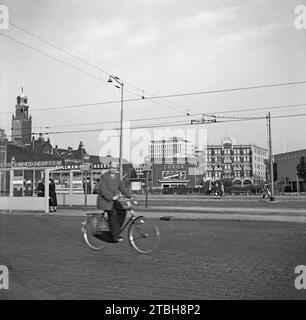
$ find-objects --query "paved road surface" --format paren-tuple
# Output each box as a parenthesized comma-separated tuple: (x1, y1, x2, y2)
(0, 215, 305, 300)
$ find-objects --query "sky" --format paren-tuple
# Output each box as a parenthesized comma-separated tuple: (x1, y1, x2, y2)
(1, 0, 306, 164)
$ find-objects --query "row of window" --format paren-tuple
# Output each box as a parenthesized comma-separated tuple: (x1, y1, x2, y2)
(205, 170, 252, 178)
(207, 148, 251, 155)
(0, 169, 107, 197)
(206, 156, 251, 162)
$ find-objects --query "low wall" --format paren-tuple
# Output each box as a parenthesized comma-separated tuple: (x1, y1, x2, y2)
(0, 197, 46, 212)
(57, 194, 97, 206)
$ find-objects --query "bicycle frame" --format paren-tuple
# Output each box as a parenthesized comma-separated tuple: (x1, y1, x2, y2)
(91, 208, 137, 234)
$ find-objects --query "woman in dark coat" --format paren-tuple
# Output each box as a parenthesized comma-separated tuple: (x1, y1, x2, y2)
(49, 179, 57, 212)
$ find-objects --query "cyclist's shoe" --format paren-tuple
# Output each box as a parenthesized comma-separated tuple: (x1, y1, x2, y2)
(113, 236, 123, 242)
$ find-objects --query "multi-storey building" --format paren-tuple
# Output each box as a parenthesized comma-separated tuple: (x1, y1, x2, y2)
(146, 137, 201, 188)
(203, 137, 268, 187)
(148, 137, 191, 162)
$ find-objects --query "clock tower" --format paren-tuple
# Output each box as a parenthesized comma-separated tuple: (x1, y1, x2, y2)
(11, 88, 32, 146)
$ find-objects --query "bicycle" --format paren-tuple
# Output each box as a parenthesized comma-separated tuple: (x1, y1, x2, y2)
(81, 197, 160, 254)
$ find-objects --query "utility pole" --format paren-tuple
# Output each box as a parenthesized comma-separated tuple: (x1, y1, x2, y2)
(81, 142, 88, 211)
(145, 172, 149, 208)
(108, 75, 124, 180)
(267, 113, 275, 201)
(119, 81, 124, 180)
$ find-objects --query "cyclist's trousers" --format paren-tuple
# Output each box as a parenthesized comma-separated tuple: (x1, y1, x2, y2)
(106, 207, 126, 238)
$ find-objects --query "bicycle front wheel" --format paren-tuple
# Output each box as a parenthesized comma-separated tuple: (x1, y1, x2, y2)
(128, 216, 160, 254)
(82, 220, 108, 250)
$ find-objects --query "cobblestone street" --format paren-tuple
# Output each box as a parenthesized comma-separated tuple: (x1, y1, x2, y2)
(0, 214, 305, 300)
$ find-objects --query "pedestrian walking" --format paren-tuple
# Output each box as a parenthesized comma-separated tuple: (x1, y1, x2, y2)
(221, 182, 225, 197)
(49, 179, 57, 213)
(214, 182, 221, 199)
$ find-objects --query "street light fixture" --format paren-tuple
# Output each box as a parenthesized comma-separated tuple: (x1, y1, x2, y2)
(108, 75, 124, 180)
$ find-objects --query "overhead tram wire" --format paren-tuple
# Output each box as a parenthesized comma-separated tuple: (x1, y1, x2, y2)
(1, 100, 306, 135)
(2, 102, 305, 133)
(2, 23, 306, 114)
(1, 93, 306, 117)
(13, 111, 305, 139)
(5, 111, 306, 140)
(0, 32, 152, 102)
(2, 98, 306, 133)
(1, 30, 180, 118)
(6, 20, 191, 116)
(2, 27, 306, 118)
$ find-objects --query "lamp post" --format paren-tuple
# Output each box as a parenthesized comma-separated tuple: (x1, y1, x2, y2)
(108, 75, 124, 180)
(267, 112, 275, 201)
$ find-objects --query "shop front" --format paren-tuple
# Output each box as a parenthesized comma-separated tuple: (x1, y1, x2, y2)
(50, 163, 110, 206)
(0, 161, 62, 213)
(0, 161, 110, 212)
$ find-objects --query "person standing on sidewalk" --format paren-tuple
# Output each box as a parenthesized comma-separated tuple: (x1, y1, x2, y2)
(49, 179, 57, 213)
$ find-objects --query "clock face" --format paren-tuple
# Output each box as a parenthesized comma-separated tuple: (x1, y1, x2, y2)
(162, 171, 186, 180)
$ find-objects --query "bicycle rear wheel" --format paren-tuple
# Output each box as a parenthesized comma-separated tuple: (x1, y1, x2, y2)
(82, 219, 108, 250)
(128, 216, 160, 254)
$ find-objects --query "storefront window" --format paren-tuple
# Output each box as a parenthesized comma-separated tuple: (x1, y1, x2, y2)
(72, 171, 83, 193)
(24, 170, 34, 197)
(0, 170, 10, 197)
(83, 171, 92, 194)
(34, 170, 44, 196)
(13, 170, 24, 197)
(51, 171, 70, 193)
(92, 171, 102, 194)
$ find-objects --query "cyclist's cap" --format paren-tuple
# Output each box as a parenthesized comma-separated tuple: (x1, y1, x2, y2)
(109, 161, 119, 168)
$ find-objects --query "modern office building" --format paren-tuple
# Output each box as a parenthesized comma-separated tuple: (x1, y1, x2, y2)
(148, 136, 192, 163)
(274, 149, 306, 192)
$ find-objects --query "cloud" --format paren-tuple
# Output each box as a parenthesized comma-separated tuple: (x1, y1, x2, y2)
(211, 23, 283, 52)
(173, 7, 238, 31)
(125, 26, 160, 47)
(69, 18, 130, 61)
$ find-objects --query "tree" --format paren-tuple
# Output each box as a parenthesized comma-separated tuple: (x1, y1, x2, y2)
(297, 156, 306, 179)
(297, 156, 306, 191)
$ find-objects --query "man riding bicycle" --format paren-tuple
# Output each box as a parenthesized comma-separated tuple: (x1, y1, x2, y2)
(97, 161, 132, 242)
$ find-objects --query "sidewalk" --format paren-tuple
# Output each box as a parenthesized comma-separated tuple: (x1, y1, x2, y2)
(2, 205, 305, 223)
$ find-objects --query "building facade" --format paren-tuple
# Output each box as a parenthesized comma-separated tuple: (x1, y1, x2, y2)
(274, 149, 306, 192)
(148, 137, 191, 163)
(203, 137, 268, 187)
(146, 137, 198, 188)
(146, 136, 268, 189)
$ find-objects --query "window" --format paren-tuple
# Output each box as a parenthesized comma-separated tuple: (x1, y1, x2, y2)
(215, 171, 221, 178)
(13, 170, 23, 197)
(0, 170, 10, 197)
(24, 170, 34, 196)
